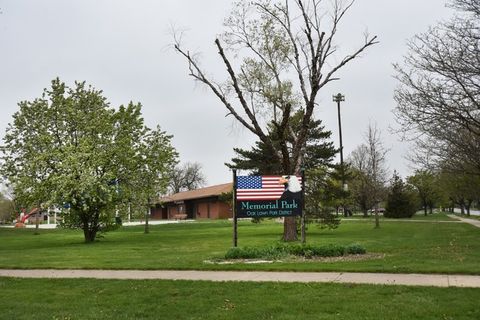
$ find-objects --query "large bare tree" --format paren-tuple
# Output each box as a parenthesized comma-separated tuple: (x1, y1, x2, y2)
(175, 0, 377, 240)
(394, 0, 480, 175)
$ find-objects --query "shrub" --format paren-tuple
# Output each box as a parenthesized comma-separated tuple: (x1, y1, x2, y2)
(286, 243, 306, 256)
(224, 243, 366, 260)
(345, 243, 367, 255)
(311, 244, 345, 257)
(225, 247, 263, 259)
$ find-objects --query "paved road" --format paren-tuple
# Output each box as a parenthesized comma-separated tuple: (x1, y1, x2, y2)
(1, 269, 480, 288)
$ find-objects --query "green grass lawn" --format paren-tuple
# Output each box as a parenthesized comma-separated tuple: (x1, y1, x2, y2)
(1, 214, 479, 274)
(343, 211, 455, 221)
(0, 277, 479, 320)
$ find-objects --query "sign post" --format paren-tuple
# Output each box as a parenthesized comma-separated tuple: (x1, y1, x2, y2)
(301, 169, 306, 243)
(232, 169, 238, 247)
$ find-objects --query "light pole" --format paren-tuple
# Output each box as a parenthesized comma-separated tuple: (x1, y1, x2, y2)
(333, 93, 346, 183)
(333, 93, 347, 215)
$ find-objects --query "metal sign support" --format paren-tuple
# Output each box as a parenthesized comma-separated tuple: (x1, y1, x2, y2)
(232, 169, 238, 247)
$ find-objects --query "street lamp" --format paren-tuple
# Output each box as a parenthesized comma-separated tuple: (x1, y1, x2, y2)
(333, 93, 348, 216)
(333, 93, 346, 187)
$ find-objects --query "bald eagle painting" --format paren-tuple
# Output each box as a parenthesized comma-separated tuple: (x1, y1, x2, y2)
(279, 175, 303, 202)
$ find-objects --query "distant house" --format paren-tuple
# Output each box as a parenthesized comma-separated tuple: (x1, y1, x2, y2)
(151, 183, 233, 220)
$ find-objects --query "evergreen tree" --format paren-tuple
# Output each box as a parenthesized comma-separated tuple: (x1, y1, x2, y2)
(227, 111, 336, 174)
(304, 166, 342, 229)
(385, 171, 418, 218)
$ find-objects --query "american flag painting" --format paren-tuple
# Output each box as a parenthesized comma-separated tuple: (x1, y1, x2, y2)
(236, 175, 302, 201)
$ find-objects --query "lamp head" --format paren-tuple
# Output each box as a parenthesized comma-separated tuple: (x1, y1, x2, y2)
(333, 93, 345, 102)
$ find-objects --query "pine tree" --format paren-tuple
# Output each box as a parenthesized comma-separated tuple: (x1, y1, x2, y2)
(227, 111, 336, 174)
(385, 171, 418, 218)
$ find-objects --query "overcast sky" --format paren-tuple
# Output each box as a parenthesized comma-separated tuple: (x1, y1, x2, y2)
(0, 0, 454, 186)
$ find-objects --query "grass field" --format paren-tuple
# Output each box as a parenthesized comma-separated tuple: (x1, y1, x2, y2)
(342, 211, 454, 221)
(1, 213, 479, 274)
(1, 277, 479, 320)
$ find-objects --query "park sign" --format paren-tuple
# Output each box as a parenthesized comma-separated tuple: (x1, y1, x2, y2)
(234, 175, 304, 218)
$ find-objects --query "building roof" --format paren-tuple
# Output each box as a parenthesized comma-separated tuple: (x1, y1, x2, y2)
(160, 183, 233, 203)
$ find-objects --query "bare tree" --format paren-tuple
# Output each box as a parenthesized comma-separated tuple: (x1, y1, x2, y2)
(348, 124, 388, 226)
(175, 0, 377, 240)
(450, 0, 480, 15)
(169, 162, 206, 194)
(394, 0, 480, 175)
(348, 145, 376, 217)
(367, 125, 389, 228)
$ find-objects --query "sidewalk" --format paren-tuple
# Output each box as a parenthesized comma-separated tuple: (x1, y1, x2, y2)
(1, 269, 480, 288)
(447, 214, 480, 228)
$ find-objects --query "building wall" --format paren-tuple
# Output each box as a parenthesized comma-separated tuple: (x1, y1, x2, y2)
(150, 205, 165, 220)
(207, 201, 231, 219)
(193, 199, 231, 219)
(217, 201, 232, 219)
(153, 198, 231, 220)
(167, 205, 181, 219)
(195, 202, 209, 219)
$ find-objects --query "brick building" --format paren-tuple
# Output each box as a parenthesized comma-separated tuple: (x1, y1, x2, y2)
(151, 183, 233, 220)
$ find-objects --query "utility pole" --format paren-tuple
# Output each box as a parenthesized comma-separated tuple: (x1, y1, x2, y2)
(333, 93, 348, 215)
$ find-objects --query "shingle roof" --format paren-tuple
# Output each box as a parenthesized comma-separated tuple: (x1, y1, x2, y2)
(159, 183, 233, 203)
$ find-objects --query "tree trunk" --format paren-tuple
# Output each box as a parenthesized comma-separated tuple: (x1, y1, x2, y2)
(374, 203, 380, 229)
(34, 213, 40, 235)
(281, 163, 300, 241)
(374, 211, 380, 228)
(82, 213, 98, 243)
(144, 210, 150, 234)
(363, 208, 368, 218)
(301, 214, 306, 244)
(282, 216, 297, 241)
(423, 205, 428, 216)
(83, 228, 97, 243)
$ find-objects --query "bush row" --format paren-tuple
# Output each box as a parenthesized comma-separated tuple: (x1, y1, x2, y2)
(225, 243, 366, 260)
